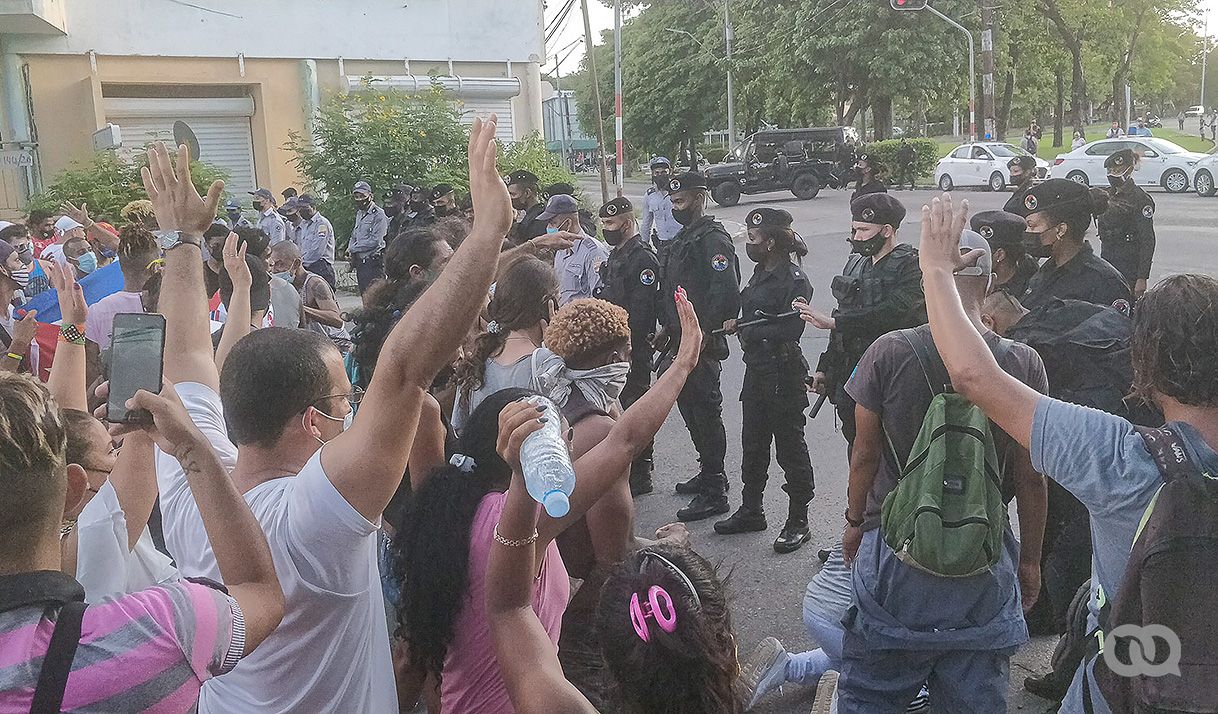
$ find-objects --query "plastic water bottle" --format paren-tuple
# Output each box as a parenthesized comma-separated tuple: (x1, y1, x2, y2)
(520, 397, 576, 518)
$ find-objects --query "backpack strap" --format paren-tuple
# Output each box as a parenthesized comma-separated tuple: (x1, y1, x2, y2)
(30, 601, 87, 714)
(900, 328, 952, 396)
(1135, 425, 1202, 482)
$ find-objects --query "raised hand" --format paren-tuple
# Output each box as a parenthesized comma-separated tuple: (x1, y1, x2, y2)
(222, 231, 251, 290)
(918, 193, 975, 274)
(467, 116, 513, 240)
(12, 310, 37, 348)
(59, 200, 92, 228)
(141, 141, 224, 235)
(672, 287, 703, 368)
(50, 261, 87, 326)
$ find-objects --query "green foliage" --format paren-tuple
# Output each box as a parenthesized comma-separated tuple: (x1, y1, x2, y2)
(704, 147, 729, 164)
(496, 133, 576, 189)
(862, 139, 940, 180)
(27, 151, 228, 223)
(287, 80, 470, 250)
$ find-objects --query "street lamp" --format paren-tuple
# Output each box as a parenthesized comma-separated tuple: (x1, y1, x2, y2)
(665, 10, 735, 149)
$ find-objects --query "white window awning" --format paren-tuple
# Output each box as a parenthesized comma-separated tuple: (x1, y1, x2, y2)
(346, 75, 521, 100)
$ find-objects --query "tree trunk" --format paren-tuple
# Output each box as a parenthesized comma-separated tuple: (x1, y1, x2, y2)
(872, 95, 893, 140)
(1055, 69, 1066, 147)
(998, 68, 1015, 140)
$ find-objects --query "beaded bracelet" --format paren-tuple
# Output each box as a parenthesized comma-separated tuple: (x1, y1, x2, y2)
(493, 524, 540, 548)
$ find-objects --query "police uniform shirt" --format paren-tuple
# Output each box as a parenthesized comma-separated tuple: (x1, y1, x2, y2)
(739, 260, 811, 367)
(595, 234, 660, 339)
(1022, 241, 1132, 314)
(850, 180, 887, 203)
(350, 203, 389, 256)
(554, 233, 610, 306)
(658, 215, 741, 342)
(1097, 182, 1156, 283)
(640, 186, 681, 244)
(295, 212, 336, 266)
(256, 209, 288, 247)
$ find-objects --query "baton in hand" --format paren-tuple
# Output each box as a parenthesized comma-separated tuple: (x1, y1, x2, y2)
(809, 393, 828, 418)
(712, 309, 799, 336)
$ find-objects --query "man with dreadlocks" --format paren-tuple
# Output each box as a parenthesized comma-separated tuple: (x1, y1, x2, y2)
(84, 224, 162, 352)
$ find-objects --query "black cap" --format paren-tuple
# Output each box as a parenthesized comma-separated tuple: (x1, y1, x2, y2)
(1007, 155, 1037, 171)
(1020, 178, 1090, 216)
(666, 171, 707, 194)
(296, 194, 316, 207)
(746, 207, 793, 229)
(850, 193, 906, 228)
(599, 197, 633, 218)
(970, 210, 1026, 249)
(507, 169, 540, 187)
(429, 184, 454, 201)
(545, 182, 576, 197)
(1104, 149, 1137, 171)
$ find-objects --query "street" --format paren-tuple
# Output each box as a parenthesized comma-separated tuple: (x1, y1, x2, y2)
(611, 181, 1218, 713)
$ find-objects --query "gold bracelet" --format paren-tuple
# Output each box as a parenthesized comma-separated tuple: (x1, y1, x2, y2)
(493, 524, 539, 548)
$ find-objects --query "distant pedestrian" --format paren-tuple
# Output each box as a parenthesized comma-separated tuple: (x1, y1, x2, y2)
(1071, 130, 1086, 150)
(895, 139, 916, 191)
(1178, 111, 1186, 130)
(1106, 122, 1125, 139)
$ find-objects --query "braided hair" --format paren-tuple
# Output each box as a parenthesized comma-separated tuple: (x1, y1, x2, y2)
(116, 224, 160, 284)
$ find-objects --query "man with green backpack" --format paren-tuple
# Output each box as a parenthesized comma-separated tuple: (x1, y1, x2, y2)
(834, 229, 1050, 713)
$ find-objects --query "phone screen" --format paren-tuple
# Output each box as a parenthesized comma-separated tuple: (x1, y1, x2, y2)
(106, 313, 166, 423)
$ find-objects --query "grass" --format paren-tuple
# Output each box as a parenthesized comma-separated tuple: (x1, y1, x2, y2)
(932, 124, 1216, 160)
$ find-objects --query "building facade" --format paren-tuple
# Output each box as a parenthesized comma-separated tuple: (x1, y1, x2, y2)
(0, 0, 545, 216)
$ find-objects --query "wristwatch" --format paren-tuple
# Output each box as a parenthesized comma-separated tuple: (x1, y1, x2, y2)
(844, 509, 864, 528)
(154, 230, 200, 252)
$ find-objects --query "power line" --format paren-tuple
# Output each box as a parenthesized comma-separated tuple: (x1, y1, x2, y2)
(546, 0, 578, 43)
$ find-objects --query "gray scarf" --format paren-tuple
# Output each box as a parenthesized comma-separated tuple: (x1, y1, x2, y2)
(531, 346, 629, 414)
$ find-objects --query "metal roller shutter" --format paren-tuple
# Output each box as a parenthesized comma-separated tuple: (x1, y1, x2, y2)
(457, 99, 515, 142)
(104, 97, 258, 198)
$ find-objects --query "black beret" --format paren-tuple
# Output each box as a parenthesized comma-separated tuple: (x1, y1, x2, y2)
(1104, 149, 1137, 170)
(507, 169, 540, 186)
(970, 210, 1027, 249)
(429, 184, 454, 201)
(1007, 155, 1037, 171)
(850, 193, 906, 228)
(545, 182, 576, 197)
(667, 171, 708, 194)
(599, 197, 633, 218)
(1021, 178, 1090, 216)
(746, 207, 793, 229)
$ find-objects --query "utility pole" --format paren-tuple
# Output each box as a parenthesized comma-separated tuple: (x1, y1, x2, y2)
(580, 0, 610, 203)
(1203, 10, 1210, 110)
(926, 4, 976, 142)
(613, 0, 624, 196)
(980, 3, 995, 140)
(724, 0, 735, 147)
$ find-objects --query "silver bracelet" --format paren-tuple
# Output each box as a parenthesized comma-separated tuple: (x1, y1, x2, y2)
(493, 524, 539, 548)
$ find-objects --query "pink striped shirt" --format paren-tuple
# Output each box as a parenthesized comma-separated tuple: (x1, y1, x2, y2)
(0, 581, 241, 713)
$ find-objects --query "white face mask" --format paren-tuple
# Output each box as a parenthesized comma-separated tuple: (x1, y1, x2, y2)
(303, 405, 353, 445)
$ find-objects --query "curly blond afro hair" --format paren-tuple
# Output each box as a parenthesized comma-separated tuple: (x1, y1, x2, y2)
(120, 199, 155, 222)
(545, 298, 631, 364)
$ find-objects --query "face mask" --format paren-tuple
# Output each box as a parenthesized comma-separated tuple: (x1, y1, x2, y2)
(848, 227, 888, 256)
(1107, 174, 1127, 188)
(40, 228, 54, 239)
(546, 226, 560, 234)
(1022, 229, 1055, 259)
(434, 204, 451, 217)
(74, 251, 98, 274)
(384, 202, 401, 217)
(602, 228, 625, 246)
(5, 269, 30, 288)
(252, 201, 264, 213)
(671, 207, 696, 226)
(15, 246, 33, 265)
(298, 208, 315, 220)
(745, 243, 768, 263)
(355, 198, 371, 210)
(273, 270, 293, 282)
(410, 199, 428, 211)
(305, 405, 352, 446)
(653, 176, 671, 191)
(511, 197, 531, 211)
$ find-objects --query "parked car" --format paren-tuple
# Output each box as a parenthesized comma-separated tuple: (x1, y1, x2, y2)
(1186, 105, 1206, 118)
(704, 126, 860, 206)
(1190, 152, 1218, 196)
(1052, 138, 1203, 193)
(934, 142, 1051, 192)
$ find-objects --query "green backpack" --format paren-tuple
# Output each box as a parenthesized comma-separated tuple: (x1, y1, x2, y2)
(879, 328, 1008, 578)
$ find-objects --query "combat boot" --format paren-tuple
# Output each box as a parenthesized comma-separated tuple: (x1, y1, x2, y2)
(774, 502, 811, 553)
(676, 473, 729, 522)
(674, 471, 704, 495)
(714, 505, 768, 534)
(629, 456, 654, 496)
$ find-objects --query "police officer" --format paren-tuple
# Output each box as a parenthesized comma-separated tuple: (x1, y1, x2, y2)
(384, 184, 413, 241)
(224, 198, 252, 230)
(594, 196, 661, 495)
(349, 180, 388, 294)
(895, 138, 916, 191)
(507, 169, 549, 245)
(714, 207, 816, 553)
(972, 210, 1038, 298)
(796, 193, 925, 450)
(654, 171, 741, 522)
(1019, 178, 1132, 313)
(850, 153, 887, 202)
(250, 188, 287, 247)
(1003, 156, 1038, 216)
(640, 157, 681, 255)
(293, 194, 337, 289)
(1096, 148, 1156, 297)
(430, 184, 457, 218)
(402, 185, 435, 230)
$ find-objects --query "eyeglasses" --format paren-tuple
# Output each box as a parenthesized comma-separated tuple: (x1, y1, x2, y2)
(311, 386, 364, 409)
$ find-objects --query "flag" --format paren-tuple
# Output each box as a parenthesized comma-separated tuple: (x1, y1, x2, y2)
(17, 262, 125, 381)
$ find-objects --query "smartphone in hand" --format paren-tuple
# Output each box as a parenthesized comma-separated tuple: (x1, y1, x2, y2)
(106, 313, 166, 424)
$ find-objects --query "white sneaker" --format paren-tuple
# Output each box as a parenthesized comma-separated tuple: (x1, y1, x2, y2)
(811, 670, 839, 714)
(742, 637, 790, 710)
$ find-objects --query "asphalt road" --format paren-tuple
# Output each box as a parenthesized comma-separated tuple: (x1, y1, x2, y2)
(601, 180, 1218, 714)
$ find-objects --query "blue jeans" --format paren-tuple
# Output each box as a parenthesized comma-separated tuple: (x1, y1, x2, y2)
(785, 541, 852, 685)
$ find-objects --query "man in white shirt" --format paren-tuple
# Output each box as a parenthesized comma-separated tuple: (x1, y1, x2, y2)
(41, 215, 85, 265)
(144, 117, 512, 713)
(539, 193, 609, 305)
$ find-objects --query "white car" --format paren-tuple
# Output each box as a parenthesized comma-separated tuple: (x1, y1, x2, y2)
(1191, 153, 1218, 196)
(1186, 105, 1206, 118)
(1052, 138, 1204, 193)
(934, 143, 1051, 192)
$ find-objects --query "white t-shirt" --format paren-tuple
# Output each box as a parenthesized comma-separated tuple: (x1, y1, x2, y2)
(40, 242, 66, 265)
(75, 480, 179, 601)
(156, 382, 396, 713)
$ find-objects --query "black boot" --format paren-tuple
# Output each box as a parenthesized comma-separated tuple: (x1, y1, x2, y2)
(773, 519, 811, 554)
(1023, 672, 1070, 702)
(674, 472, 704, 495)
(677, 473, 729, 522)
(629, 457, 654, 496)
(714, 505, 768, 534)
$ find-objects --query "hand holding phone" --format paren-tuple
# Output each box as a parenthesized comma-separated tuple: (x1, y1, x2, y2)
(106, 313, 166, 424)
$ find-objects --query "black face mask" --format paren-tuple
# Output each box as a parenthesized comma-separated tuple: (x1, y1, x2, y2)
(511, 197, 532, 211)
(1022, 229, 1054, 259)
(848, 227, 888, 256)
(434, 204, 452, 217)
(602, 228, 625, 246)
(672, 207, 697, 226)
(410, 199, 429, 212)
(653, 176, 672, 191)
(298, 208, 315, 220)
(1107, 174, 1127, 188)
(745, 243, 767, 263)
(355, 198, 371, 211)
(384, 202, 401, 217)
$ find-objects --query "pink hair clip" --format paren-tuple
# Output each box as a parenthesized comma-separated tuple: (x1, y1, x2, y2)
(629, 585, 678, 642)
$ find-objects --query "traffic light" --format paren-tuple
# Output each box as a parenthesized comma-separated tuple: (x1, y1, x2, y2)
(891, 0, 927, 9)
